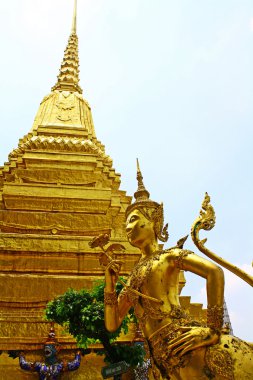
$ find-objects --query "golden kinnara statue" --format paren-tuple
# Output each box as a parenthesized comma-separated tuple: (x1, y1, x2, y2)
(104, 161, 253, 380)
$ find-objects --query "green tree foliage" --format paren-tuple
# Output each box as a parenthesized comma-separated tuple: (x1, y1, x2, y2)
(45, 280, 145, 367)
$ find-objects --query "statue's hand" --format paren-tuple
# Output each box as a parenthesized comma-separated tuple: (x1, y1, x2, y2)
(105, 259, 123, 291)
(167, 326, 219, 357)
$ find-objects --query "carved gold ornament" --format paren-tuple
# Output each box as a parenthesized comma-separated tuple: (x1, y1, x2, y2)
(191, 192, 253, 287)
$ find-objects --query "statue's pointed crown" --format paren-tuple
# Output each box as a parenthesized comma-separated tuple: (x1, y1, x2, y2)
(126, 160, 169, 243)
(133, 158, 151, 201)
(127, 158, 159, 213)
(45, 324, 58, 345)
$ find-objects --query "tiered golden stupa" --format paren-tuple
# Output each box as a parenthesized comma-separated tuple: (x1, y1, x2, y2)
(0, 2, 139, 378)
(0, 2, 206, 378)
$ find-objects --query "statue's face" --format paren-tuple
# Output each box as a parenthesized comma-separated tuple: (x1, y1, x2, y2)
(44, 344, 57, 359)
(126, 209, 155, 248)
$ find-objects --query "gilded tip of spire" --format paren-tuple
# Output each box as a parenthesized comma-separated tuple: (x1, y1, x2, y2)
(71, 0, 77, 34)
(136, 158, 140, 173)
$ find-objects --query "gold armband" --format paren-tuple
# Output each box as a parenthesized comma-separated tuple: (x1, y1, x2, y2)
(174, 250, 191, 270)
(104, 290, 118, 306)
(207, 305, 223, 332)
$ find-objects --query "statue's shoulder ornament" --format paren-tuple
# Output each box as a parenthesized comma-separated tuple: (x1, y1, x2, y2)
(163, 235, 194, 269)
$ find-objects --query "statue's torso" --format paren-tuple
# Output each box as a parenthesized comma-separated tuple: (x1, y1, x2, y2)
(35, 362, 63, 380)
(127, 249, 186, 338)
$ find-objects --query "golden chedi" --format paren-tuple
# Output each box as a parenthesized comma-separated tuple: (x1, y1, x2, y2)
(0, 1, 139, 378)
(0, 1, 213, 379)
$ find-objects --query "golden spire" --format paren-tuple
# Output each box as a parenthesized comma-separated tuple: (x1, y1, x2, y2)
(30, 0, 96, 137)
(52, 0, 82, 93)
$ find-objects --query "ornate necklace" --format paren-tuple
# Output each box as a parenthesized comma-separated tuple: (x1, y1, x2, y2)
(128, 250, 164, 302)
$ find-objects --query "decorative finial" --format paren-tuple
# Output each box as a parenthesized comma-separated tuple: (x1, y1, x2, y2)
(71, 0, 77, 35)
(134, 158, 150, 201)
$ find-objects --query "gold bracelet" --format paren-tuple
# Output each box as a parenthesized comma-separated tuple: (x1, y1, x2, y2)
(207, 305, 223, 332)
(104, 290, 118, 306)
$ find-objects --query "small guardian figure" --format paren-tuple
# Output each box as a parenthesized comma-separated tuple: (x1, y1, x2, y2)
(19, 326, 81, 380)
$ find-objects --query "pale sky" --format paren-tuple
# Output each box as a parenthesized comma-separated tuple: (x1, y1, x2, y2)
(0, 1, 252, 341)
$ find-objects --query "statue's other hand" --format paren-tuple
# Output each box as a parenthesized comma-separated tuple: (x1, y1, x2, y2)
(167, 326, 219, 357)
(105, 259, 123, 290)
